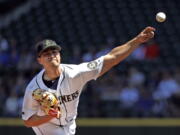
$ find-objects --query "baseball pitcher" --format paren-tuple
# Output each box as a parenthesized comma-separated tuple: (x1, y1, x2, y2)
(22, 27, 155, 135)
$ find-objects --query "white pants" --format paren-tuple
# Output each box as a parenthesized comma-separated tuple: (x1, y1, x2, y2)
(32, 121, 76, 135)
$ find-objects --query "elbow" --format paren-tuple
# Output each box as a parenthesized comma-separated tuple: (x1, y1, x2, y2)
(105, 54, 118, 66)
(108, 55, 119, 66)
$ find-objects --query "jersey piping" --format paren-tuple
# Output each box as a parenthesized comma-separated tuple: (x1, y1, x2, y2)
(57, 68, 68, 123)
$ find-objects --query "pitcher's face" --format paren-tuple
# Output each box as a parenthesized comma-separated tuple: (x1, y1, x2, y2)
(37, 48, 61, 68)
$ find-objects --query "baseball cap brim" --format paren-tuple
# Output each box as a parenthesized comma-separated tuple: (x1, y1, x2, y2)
(38, 46, 61, 56)
(36, 39, 61, 56)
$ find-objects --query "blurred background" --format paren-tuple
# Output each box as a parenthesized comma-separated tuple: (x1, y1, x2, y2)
(0, 0, 180, 134)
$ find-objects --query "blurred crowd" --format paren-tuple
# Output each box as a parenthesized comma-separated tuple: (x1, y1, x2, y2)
(1, 33, 180, 118)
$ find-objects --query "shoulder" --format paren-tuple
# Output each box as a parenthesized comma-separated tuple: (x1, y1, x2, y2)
(61, 64, 81, 78)
(61, 56, 104, 71)
(26, 78, 37, 91)
(61, 56, 104, 76)
(61, 56, 104, 70)
(61, 64, 78, 70)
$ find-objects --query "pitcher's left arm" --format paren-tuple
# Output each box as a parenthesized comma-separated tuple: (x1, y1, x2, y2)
(99, 26, 155, 77)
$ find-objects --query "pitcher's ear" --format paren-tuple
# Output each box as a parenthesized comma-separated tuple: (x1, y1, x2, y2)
(37, 57, 42, 65)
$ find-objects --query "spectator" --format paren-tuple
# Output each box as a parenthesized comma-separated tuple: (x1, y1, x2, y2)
(0, 34, 9, 52)
(0, 34, 10, 66)
(128, 67, 145, 87)
(145, 40, 160, 60)
(119, 83, 140, 117)
(153, 71, 180, 100)
(136, 87, 155, 117)
(4, 91, 19, 117)
(129, 45, 146, 60)
(82, 46, 96, 62)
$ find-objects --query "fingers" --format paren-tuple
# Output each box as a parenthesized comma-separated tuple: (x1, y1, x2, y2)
(143, 27, 156, 35)
(145, 26, 156, 32)
(136, 26, 155, 43)
(144, 31, 154, 38)
(48, 108, 61, 118)
(149, 31, 155, 38)
(143, 26, 155, 38)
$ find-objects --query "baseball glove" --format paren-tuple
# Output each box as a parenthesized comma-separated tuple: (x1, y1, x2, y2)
(32, 89, 61, 118)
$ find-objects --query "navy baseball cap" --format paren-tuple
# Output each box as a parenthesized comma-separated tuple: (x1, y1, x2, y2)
(36, 39, 61, 56)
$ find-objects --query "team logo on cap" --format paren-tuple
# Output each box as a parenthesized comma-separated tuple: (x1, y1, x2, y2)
(87, 61, 98, 69)
(45, 40, 56, 46)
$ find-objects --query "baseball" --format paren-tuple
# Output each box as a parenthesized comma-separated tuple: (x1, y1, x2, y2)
(156, 12, 166, 22)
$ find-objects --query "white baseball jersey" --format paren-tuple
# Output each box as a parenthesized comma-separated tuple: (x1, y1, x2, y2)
(22, 56, 104, 135)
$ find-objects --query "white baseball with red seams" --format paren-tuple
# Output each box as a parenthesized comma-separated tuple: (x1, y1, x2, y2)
(156, 12, 166, 22)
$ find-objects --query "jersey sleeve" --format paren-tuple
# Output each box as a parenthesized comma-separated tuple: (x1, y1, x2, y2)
(22, 84, 39, 120)
(78, 56, 104, 83)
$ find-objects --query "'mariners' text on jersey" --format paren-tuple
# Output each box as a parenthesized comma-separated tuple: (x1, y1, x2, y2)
(58, 90, 79, 104)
